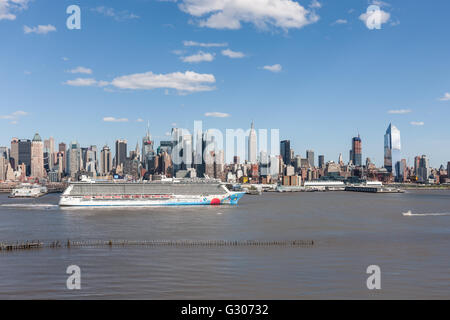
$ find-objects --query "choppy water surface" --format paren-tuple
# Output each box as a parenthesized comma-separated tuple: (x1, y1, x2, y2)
(0, 190, 449, 299)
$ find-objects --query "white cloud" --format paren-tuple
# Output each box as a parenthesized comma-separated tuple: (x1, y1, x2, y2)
(0, 109, 28, 124)
(388, 109, 412, 114)
(439, 92, 450, 101)
(205, 112, 230, 118)
(62, 57, 70, 61)
(111, 70, 216, 93)
(410, 121, 424, 126)
(334, 19, 347, 25)
(24, 24, 57, 34)
(0, 0, 29, 21)
(309, 0, 321, 9)
(181, 51, 215, 63)
(221, 49, 245, 58)
(91, 6, 139, 21)
(262, 64, 282, 73)
(103, 117, 129, 123)
(64, 78, 108, 87)
(136, 118, 144, 122)
(178, 0, 320, 30)
(12, 110, 28, 116)
(66, 66, 93, 75)
(183, 40, 228, 47)
(172, 49, 185, 55)
(359, 7, 390, 29)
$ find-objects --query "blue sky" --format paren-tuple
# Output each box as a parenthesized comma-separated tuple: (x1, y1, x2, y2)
(1, 0, 449, 167)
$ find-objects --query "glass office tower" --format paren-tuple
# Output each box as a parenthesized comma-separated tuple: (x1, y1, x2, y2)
(384, 123, 401, 179)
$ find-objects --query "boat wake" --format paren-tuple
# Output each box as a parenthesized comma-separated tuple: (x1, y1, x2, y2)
(402, 210, 450, 217)
(0, 203, 58, 210)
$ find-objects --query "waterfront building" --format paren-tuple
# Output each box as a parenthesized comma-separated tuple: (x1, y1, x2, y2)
(100, 145, 112, 175)
(338, 153, 344, 165)
(10, 138, 19, 170)
(248, 121, 257, 164)
(384, 123, 401, 179)
(351, 135, 362, 167)
(280, 140, 291, 166)
(115, 139, 127, 168)
(31, 133, 44, 179)
(48, 170, 60, 182)
(306, 150, 315, 167)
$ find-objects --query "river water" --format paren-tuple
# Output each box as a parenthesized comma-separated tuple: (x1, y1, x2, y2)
(0, 190, 449, 299)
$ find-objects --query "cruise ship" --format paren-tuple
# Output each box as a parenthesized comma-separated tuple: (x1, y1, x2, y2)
(10, 184, 48, 198)
(59, 178, 245, 207)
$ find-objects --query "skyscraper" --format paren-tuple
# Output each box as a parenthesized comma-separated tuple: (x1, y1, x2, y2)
(67, 141, 81, 178)
(115, 139, 127, 168)
(58, 142, 66, 173)
(351, 135, 362, 167)
(100, 145, 112, 175)
(280, 140, 291, 165)
(417, 155, 430, 183)
(44, 137, 55, 170)
(18, 139, 31, 176)
(248, 121, 257, 163)
(10, 138, 18, 170)
(447, 162, 450, 179)
(306, 150, 315, 167)
(142, 124, 156, 171)
(0, 155, 6, 181)
(318, 155, 325, 169)
(31, 133, 44, 179)
(384, 123, 401, 178)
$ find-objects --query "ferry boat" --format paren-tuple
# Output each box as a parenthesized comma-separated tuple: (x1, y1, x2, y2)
(59, 178, 245, 207)
(9, 184, 48, 198)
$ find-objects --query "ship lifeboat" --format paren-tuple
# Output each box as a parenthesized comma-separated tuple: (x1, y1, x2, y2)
(123, 195, 131, 199)
(133, 195, 141, 199)
(113, 195, 121, 199)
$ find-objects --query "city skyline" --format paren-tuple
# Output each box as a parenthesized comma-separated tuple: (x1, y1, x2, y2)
(1, 0, 450, 167)
(1, 120, 448, 170)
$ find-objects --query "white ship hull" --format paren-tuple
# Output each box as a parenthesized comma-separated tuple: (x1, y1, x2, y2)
(59, 181, 245, 207)
(59, 193, 244, 207)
